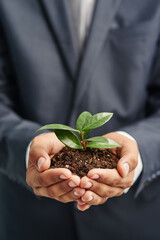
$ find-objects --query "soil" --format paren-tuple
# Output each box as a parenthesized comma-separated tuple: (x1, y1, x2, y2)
(51, 146, 119, 177)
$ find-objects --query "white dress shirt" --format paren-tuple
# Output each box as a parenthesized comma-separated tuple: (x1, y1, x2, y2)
(69, 0, 96, 51)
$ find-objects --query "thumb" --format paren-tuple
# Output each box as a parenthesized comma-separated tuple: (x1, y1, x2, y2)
(117, 154, 137, 178)
(37, 154, 51, 172)
(29, 132, 64, 172)
(29, 147, 51, 172)
(116, 135, 138, 178)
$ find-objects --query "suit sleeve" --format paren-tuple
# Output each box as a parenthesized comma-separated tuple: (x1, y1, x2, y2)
(119, 35, 160, 197)
(0, 24, 42, 189)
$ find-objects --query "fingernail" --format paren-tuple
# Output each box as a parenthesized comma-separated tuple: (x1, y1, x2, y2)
(88, 195, 93, 201)
(84, 182, 92, 188)
(91, 174, 99, 180)
(59, 175, 68, 180)
(82, 195, 93, 202)
(77, 201, 86, 206)
(68, 181, 77, 188)
(74, 191, 80, 197)
(37, 157, 45, 170)
(123, 163, 130, 177)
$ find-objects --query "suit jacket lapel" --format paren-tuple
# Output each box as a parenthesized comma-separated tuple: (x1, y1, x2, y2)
(74, 0, 123, 107)
(39, 0, 78, 77)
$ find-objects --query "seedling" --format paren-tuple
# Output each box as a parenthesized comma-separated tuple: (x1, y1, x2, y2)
(37, 111, 120, 150)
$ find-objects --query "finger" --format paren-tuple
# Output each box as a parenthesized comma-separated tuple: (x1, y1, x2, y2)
(87, 168, 134, 188)
(33, 175, 80, 199)
(80, 176, 123, 197)
(77, 199, 87, 206)
(57, 187, 86, 203)
(77, 199, 91, 211)
(77, 203, 91, 211)
(26, 168, 72, 188)
(81, 191, 108, 206)
(29, 133, 64, 171)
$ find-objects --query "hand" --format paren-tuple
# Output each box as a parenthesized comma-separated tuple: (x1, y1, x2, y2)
(77, 132, 138, 211)
(26, 133, 85, 202)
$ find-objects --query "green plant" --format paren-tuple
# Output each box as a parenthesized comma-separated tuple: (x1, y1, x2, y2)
(37, 111, 120, 150)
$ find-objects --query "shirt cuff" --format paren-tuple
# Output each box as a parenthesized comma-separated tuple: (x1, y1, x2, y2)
(116, 131, 143, 193)
(26, 141, 32, 168)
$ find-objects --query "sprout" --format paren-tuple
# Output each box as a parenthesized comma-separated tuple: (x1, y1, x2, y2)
(37, 111, 121, 150)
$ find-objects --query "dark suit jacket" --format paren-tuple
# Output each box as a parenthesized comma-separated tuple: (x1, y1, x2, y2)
(0, 0, 160, 239)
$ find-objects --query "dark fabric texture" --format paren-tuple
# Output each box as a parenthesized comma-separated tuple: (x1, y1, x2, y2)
(0, 0, 160, 239)
(0, 174, 78, 240)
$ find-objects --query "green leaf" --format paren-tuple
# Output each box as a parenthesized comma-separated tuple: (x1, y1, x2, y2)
(86, 138, 121, 149)
(76, 111, 92, 131)
(87, 136, 109, 143)
(55, 129, 83, 149)
(82, 112, 113, 131)
(36, 124, 79, 133)
(76, 111, 92, 140)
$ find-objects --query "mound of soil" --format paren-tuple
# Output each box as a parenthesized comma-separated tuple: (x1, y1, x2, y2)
(51, 146, 119, 177)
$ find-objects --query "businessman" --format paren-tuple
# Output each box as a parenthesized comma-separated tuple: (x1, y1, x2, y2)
(0, 0, 160, 240)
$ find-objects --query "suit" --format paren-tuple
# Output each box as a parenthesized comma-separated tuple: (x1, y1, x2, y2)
(0, 0, 160, 239)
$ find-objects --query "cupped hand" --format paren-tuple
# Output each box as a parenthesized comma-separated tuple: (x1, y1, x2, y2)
(26, 133, 85, 203)
(77, 132, 138, 211)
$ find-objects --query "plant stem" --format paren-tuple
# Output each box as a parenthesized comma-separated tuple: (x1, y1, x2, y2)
(80, 131, 86, 150)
